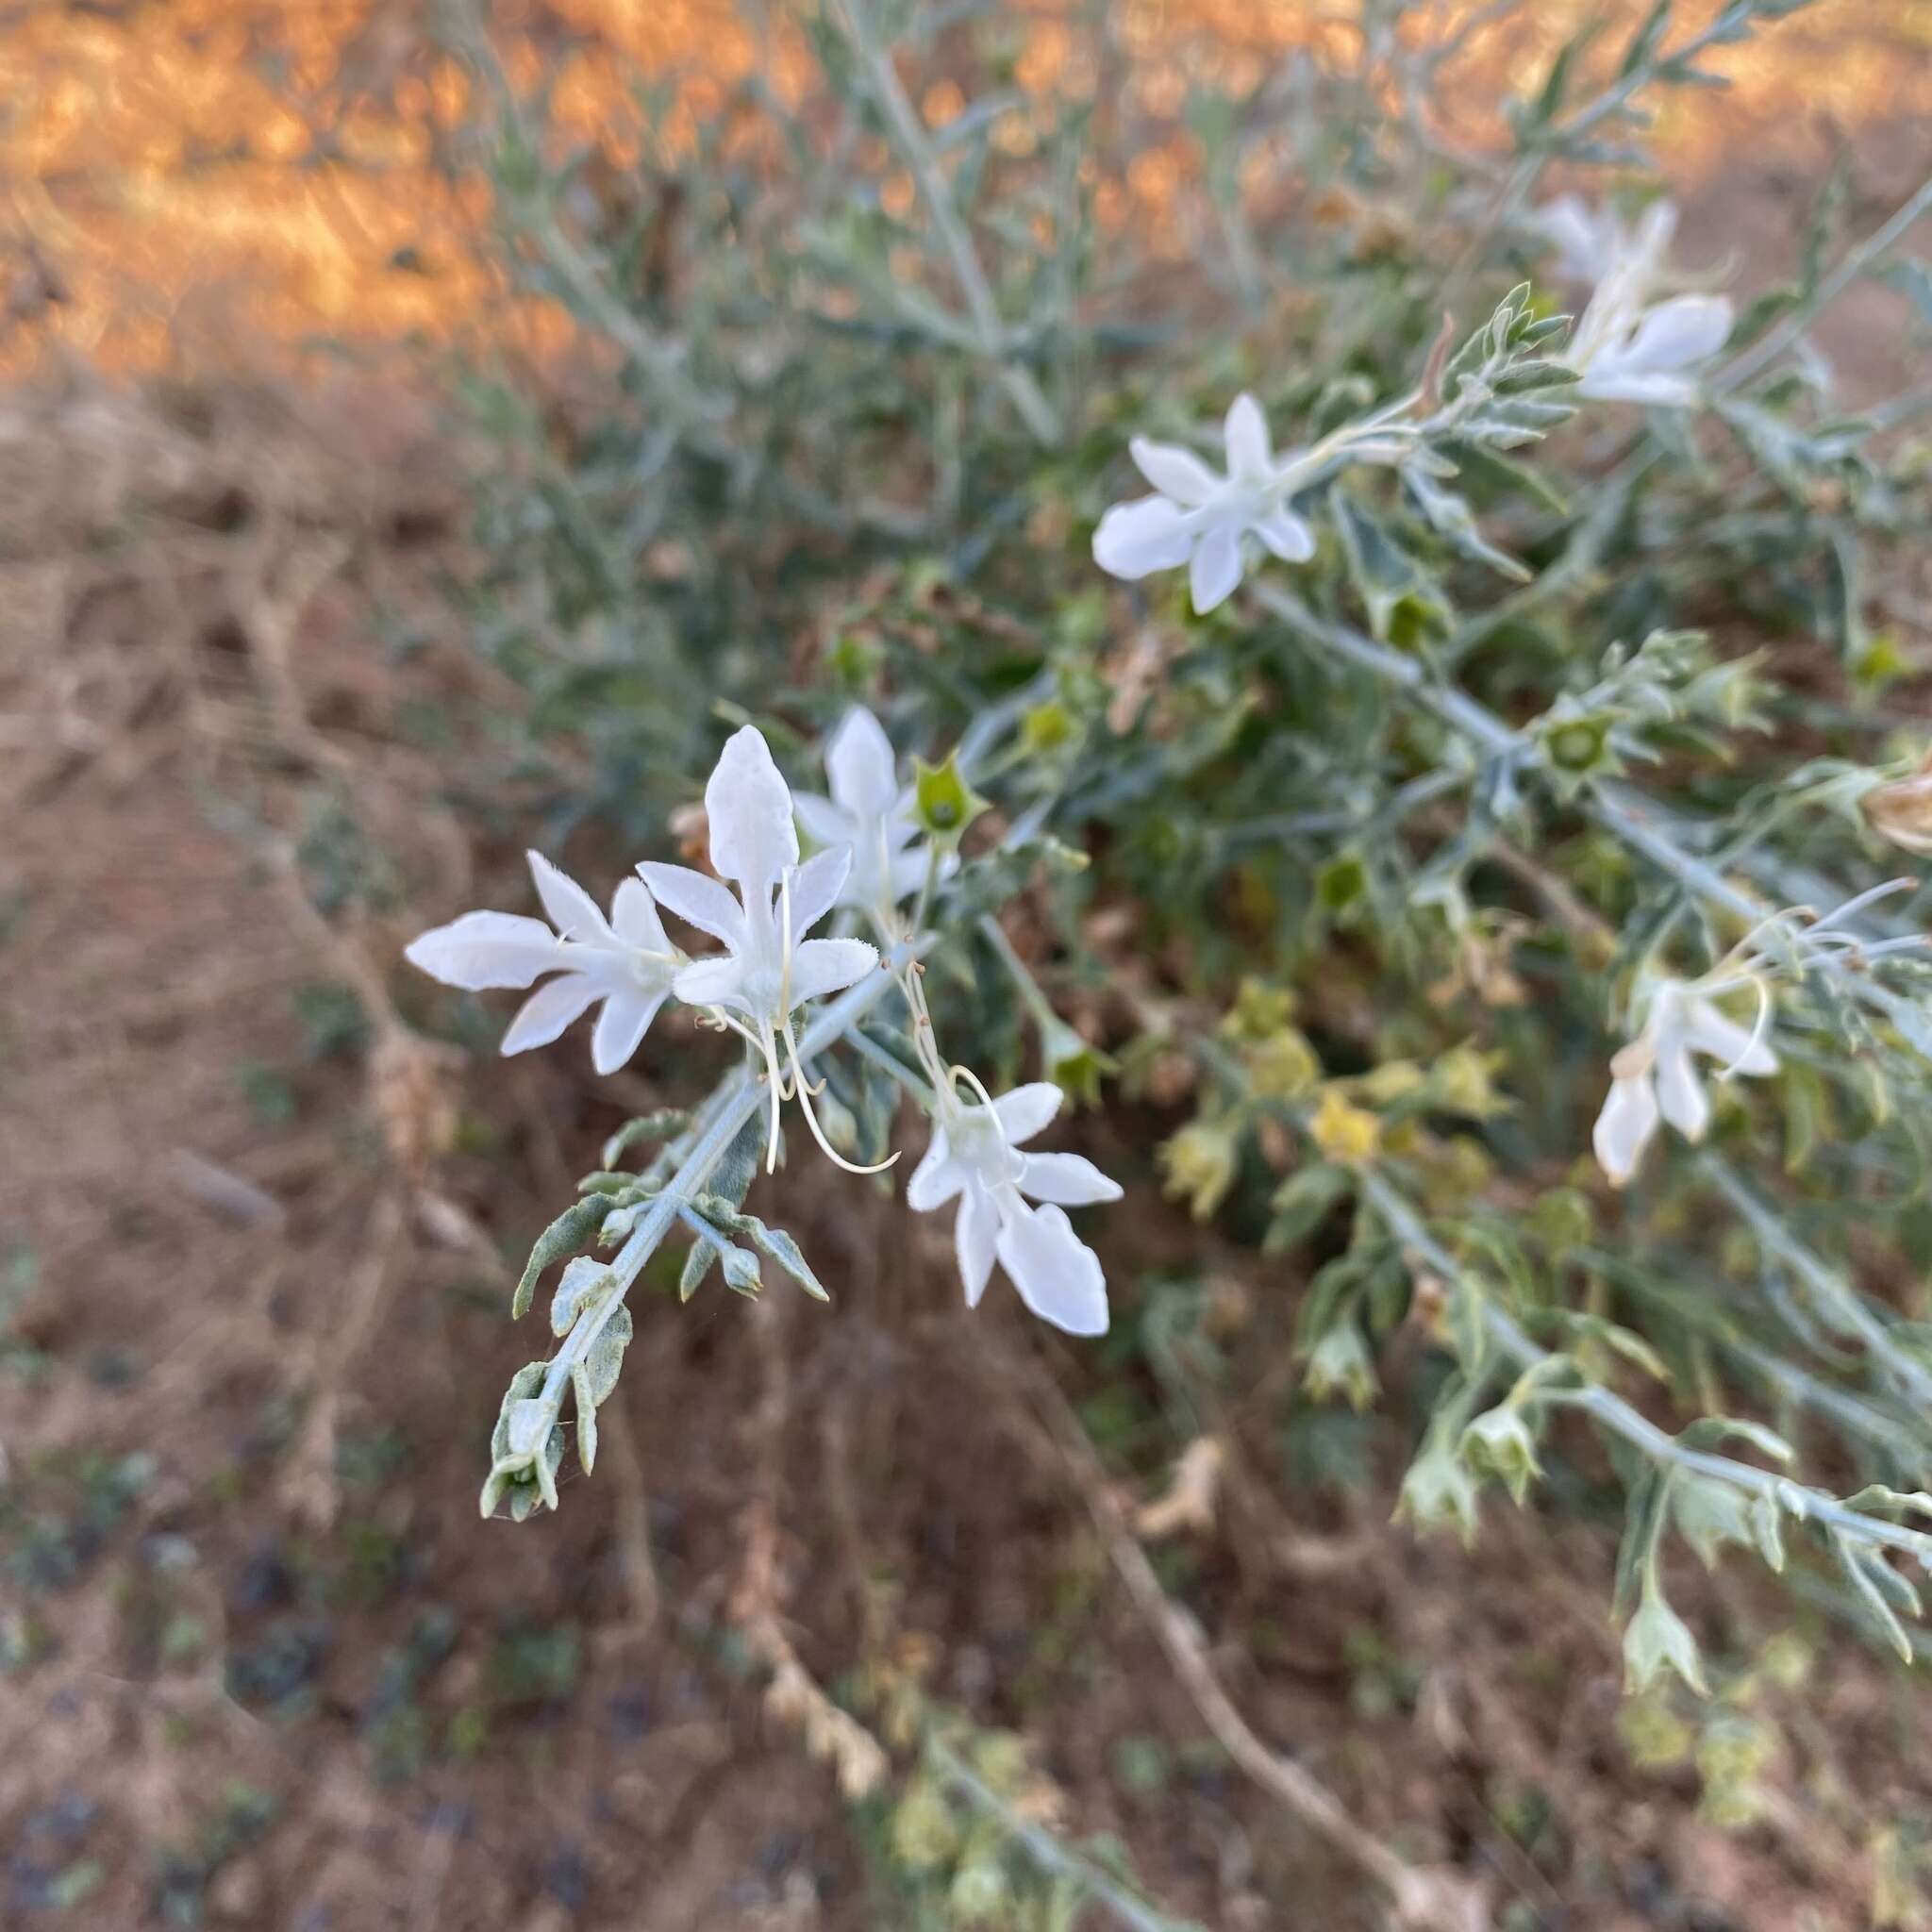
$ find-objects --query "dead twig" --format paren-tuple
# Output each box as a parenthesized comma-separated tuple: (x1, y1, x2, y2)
(999, 1343, 1493, 1932)
(734, 1294, 889, 1800)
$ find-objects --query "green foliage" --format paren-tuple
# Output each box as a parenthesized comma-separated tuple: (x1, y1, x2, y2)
(427, 0, 1932, 1731)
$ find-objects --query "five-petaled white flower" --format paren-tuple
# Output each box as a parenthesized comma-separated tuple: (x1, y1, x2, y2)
(1093, 392, 1319, 615)
(641, 725, 883, 1170)
(907, 1079, 1122, 1335)
(406, 852, 679, 1074)
(792, 707, 933, 917)
(1592, 978, 1778, 1187)
(1539, 195, 1732, 408)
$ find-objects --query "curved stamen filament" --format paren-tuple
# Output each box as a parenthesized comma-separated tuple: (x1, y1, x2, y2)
(1715, 973, 1774, 1084)
(948, 1062, 1001, 1116)
(783, 1019, 899, 1174)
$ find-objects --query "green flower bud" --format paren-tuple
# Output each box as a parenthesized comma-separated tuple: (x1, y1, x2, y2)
(1304, 1322, 1377, 1410)
(1460, 1404, 1541, 1505)
(911, 751, 989, 851)
(1623, 1581, 1708, 1697)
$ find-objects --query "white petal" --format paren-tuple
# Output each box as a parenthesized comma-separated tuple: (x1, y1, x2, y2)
(501, 974, 599, 1055)
(1680, 999, 1778, 1077)
(705, 725, 798, 893)
(792, 792, 857, 854)
(637, 861, 747, 948)
(591, 991, 664, 1074)
(1592, 1072, 1659, 1187)
(1092, 496, 1194, 580)
(1223, 392, 1272, 481)
(405, 910, 561, 990)
(1129, 436, 1220, 507)
(887, 844, 935, 905)
(1577, 365, 1699, 408)
(786, 846, 852, 938)
(1019, 1152, 1123, 1207)
(1190, 522, 1244, 613)
(785, 937, 877, 1008)
(1630, 196, 1679, 269)
(672, 956, 748, 1009)
(1620, 294, 1731, 375)
(609, 875, 671, 955)
(526, 850, 611, 942)
(1535, 193, 1617, 282)
(825, 707, 900, 820)
(994, 1203, 1109, 1336)
(1654, 1041, 1710, 1141)
(906, 1131, 964, 1211)
(991, 1082, 1062, 1146)
(956, 1186, 999, 1307)
(1252, 508, 1316, 563)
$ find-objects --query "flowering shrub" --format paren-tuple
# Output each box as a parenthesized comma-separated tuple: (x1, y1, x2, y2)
(415, 0, 1932, 1782)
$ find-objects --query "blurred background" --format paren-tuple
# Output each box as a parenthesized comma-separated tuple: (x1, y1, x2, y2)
(3, 3, 1931, 1928)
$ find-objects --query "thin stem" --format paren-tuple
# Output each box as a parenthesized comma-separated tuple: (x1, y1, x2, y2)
(831, 0, 1061, 446)
(925, 1735, 1203, 1932)
(1701, 1155, 1932, 1413)
(1357, 1168, 1932, 1566)
(537, 954, 910, 1415)
(1717, 170, 1932, 393)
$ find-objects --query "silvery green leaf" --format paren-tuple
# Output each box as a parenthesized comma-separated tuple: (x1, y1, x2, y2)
(707, 1109, 769, 1210)
(506, 1396, 553, 1457)
(1835, 1535, 1919, 1663)
(1749, 1491, 1787, 1573)
(601, 1108, 693, 1169)
(721, 1244, 763, 1297)
(572, 1363, 600, 1474)
(575, 1171, 645, 1196)
(580, 1304, 634, 1407)
(1841, 1486, 1932, 1524)
(533, 1424, 565, 1512)
(479, 1458, 519, 1520)
(1676, 1416, 1794, 1465)
(738, 1215, 831, 1302)
(514, 1194, 621, 1320)
(1264, 1162, 1352, 1253)
(1402, 465, 1531, 582)
(553, 1257, 613, 1337)
(679, 1237, 719, 1302)
(490, 1362, 549, 1462)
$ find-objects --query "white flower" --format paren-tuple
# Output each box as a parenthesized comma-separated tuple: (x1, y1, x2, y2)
(1592, 979, 1778, 1187)
(1533, 194, 1674, 289)
(641, 724, 882, 1169)
(792, 707, 933, 915)
(1093, 392, 1318, 615)
(907, 1080, 1122, 1335)
(405, 852, 678, 1075)
(1541, 195, 1732, 407)
(1571, 293, 1733, 406)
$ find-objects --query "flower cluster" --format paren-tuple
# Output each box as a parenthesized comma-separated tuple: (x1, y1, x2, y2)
(408, 711, 1123, 1336)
